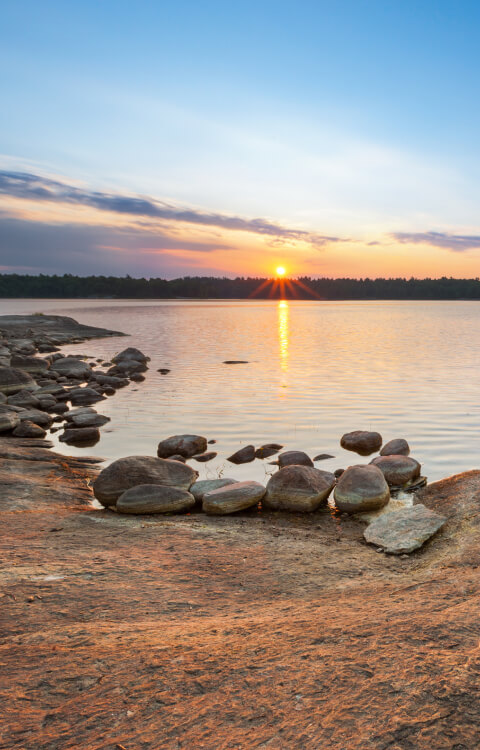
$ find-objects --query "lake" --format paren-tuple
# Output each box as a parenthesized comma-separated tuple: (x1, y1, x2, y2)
(1, 297, 480, 483)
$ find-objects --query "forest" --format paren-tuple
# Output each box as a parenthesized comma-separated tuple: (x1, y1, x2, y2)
(2, 273, 480, 299)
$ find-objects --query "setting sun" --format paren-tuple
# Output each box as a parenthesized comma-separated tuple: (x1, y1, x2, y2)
(276, 266, 286, 277)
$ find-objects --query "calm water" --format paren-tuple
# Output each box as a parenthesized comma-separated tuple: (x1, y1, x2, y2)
(2, 297, 480, 483)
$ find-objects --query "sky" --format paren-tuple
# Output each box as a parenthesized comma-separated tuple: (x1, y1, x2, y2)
(2, 0, 480, 279)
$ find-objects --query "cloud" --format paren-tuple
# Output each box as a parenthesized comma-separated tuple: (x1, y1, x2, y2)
(393, 231, 480, 252)
(0, 170, 345, 249)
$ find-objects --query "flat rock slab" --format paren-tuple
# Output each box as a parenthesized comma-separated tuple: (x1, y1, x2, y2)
(0, 314, 124, 340)
(116, 484, 195, 514)
(364, 503, 446, 554)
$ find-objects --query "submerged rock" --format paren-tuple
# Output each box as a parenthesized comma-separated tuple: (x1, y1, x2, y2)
(364, 504, 446, 554)
(69, 412, 110, 428)
(313, 453, 334, 461)
(370, 455, 421, 487)
(59, 426, 100, 445)
(254, 443, 283, 459)
(0, 367, 37, 395)
(340, 431, 382, 456)
(278, 450, 313, 468)
(380, 438, 410, 457)
(190, 478, 237, 503)
(203, 481, 265, 514)
(157, 434, 208, 459)
(116, 484, 195, 514)
(193, 451, 217, 462)
(223, 360, 249, 364)
(263, 465, 336, 512)
(334, 465, 390, 513)
(112, 347, 149, 364)
(227, 445, 256, 464)
(93, 455, 198, 507)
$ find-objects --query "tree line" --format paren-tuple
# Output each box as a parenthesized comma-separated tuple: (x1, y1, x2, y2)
(2, 273, 480, 299)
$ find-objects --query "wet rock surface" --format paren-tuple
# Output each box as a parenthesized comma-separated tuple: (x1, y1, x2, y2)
(157, 434, 208, 459)
(278, 449, 314, 467)
(380, 438, 410, 456)
(364, 503, 447, 554)
(370, 454, 421, 486)
(2, 441, 480, 749)
(334, 464, 390, 513)
(340, 430, 383, 456)
(264, 465, 336, 512)
(227, 444, 256, 464)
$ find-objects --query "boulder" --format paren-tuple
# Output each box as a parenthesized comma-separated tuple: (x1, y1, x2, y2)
(108, 360, 147, 376)
(263, 465, 336, 512)
(227, 445, 256, 464)
(203, 481, 265, 515)
(69, 412, 110, 428)
(7, 389, 41, 409)
(12, 420, 46, 438)
(93, 456, 198, 507)
(116, 485, 195, 514)
(380, 439, 410, 457)
(111, 347, 149, 364)
(370, 455, 421, 487)
(193, 451, 217, 462)
(93, 373, 129, 388)
(254, 443, 283, 459)
(10, 355, 50, 373)
(0, 409, 20, 432)
(157, 434, 207, 459)
(130, 373, 145, 382)
(0, 367, 37, 395)
(340, 431, 382, 456)
(334, 465, 390, 513)
(364, 504, 446, 554)
(50, 357, 92, 379)
(278, 450, 313, 468)
(18, 409, 53, 428)
(190, 478, 237, 503)
(59, 426, 100, 445)
(68, 387, 106, 406)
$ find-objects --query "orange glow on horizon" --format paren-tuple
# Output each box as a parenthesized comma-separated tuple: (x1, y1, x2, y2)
(276, 265, 286, 277)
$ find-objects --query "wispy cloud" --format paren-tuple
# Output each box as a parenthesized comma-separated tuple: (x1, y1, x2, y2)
(393, 231, 480, 252)
(0, 170, 345, 249)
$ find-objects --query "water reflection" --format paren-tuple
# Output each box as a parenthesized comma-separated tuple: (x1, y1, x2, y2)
(278, 300, 289, 373)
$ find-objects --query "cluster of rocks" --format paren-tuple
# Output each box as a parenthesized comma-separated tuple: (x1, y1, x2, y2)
(0, 315, 148, 446)
(92, 429, 446, 555)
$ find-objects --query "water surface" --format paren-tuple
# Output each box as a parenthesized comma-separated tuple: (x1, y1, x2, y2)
(2, 298, 479, 483)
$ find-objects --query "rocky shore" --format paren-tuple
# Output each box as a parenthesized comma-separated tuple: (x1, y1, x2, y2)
(2, 314, 480, 748)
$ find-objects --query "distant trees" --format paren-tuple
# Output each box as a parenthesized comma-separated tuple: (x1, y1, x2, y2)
(2, 273, 480, 299)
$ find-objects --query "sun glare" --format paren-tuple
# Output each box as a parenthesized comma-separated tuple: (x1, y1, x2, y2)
(276, 266, 286, 277)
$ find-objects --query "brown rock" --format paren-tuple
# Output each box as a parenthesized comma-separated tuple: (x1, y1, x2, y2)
(0, 367, 37, 395)
(263, 465, 336, 512)
(380, 438, 410, 456)
(254, 443, 283, 459)
(340, 431, 382, 456)
(278, 450, 313, 468)
(227, 445, 255, 464)
(370, 455, 421, 487)
(116, 484, 195, 514)
(334, 464, 390, 513)
(157, 434, 208, 459)
(13, 420, 47, 438)
(203, 481, 265, 514)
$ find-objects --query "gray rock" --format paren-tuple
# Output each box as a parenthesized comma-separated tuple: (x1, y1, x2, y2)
(363, 504, 446, 554)
(7, 389, 41, 409)
(0, 409, 20, 432)
(0, 392, 6, 404)
(12, 420, 47, 438)
(68, 387, 106, 406)
(59, 426, 101, 444)
(380, 439, 410, 456)
(69, 412, 110, 428)
(203, 481, 265, 515)
(111, 347, 149, 364)
(116, 484, 195, 514)
(50, 357, 92, 379)
(334, 464, 390, 513)
(254, 443, 283, 459)
(93, 455, 198, 507)
(263, 465, 336, 512)
(168, 454, 186, 463)
(37, 396, 57, 410)
(370, 455, 421, 487)
(157, 434, 208, 459)
(340, 431, 383, 456)
(0, 367, 37, 395)
(190, 478, 237, 503)
(108, 360, 147, 376)
(18, 409, 53, 428)
(93, 373, 129, 388)
(278, 450, 313, 468)
(10, 354, 50, 373)
(227, 445, 256, 464)
(0, 314, 124, 340)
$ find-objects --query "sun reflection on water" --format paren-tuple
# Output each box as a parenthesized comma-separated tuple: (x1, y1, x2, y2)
(278, 300, 289, 377)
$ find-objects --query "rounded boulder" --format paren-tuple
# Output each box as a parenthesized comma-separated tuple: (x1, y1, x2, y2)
(334, 464, 390, 513)
(263, 465, 336, 512)
(117, 484, 195, 514)
(157, 434, 207, 459)
(370, 455, 421, 487)
(340, 431, 382, 456)
(380, 439, 410, 457)
(203, 481, 265, 515)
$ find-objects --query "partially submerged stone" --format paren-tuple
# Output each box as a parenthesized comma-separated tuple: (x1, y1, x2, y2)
(50, 357, 92, 379)
(69, 412, 110, 428)
(0, 367, 37, 395)
(227, 445, 255, 464)
(278, 450, 313, 468)
(59, 426, 100, 445)
(254, 443, 283, 459)
(334, 464, 390, 513)
(193, 451, 217, 462)
(111, 347, 149, 364)
(203, 481, 265, 515)
(364, 504, 446, 554)
(340, 431, 382, 456)
(18, 409, 53, 428)
(263, 465, 336, 512)
(68, 387, 106, 406)
(190, 478, 237, 503)
(380, 438, 410, 456)
(93, 455, 198, 507)
(116, 484, 195, 514)
(370, 455, 421, 487)
(157, 434, 208, 459)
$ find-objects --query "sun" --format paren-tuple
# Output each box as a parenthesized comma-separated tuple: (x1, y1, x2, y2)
(276, 266, 286, 277)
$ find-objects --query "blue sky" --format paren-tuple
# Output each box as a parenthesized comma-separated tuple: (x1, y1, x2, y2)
(1, 0, 480, 277)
